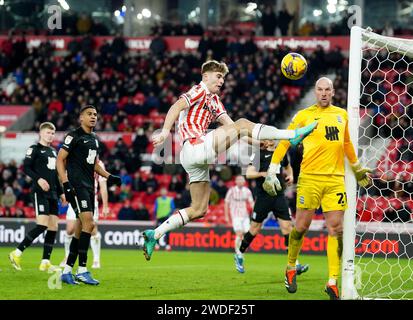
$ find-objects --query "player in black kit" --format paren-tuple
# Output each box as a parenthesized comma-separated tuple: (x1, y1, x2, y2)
(57, 105, 121, 285)
(241, 140, 309, 274)
(9, 122, 66, 272)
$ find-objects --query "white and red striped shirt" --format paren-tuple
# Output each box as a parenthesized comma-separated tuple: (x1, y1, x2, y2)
(94, 160, 107, 205)
(178, 81, 226, 143)
(225, 186, 254, 219)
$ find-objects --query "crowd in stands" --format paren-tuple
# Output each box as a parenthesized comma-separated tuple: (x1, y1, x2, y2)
(0, 31, 411, 223)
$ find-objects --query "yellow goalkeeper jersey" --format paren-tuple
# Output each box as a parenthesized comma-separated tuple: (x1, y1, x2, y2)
(271, 104, 358, 176)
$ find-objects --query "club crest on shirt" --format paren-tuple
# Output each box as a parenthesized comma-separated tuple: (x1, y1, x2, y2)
(299, 195, 305, 205)
(65, 136, 73, 145)
(337, 115, 342, 123)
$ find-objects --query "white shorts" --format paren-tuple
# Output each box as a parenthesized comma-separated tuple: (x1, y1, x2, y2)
(180, 131, 217, 183)
(66, 203, 99, 222)
(232, 216, 250, 233)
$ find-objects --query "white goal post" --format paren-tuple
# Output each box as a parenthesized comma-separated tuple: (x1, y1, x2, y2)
(342, 26, 413, 300)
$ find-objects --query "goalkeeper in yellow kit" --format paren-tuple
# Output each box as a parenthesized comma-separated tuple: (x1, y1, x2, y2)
(263, 77, 372, 300)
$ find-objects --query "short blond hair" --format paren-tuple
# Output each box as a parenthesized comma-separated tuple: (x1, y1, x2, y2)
(201, 60, 229, 75)
(39, 122, 56, 131)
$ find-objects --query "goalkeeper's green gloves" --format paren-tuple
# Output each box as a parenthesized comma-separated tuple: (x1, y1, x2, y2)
(350, 161, 373, 187)
(262, 163, 282, 196)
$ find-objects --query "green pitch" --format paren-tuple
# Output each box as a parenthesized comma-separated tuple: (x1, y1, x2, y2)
(0, 247, 410, 300)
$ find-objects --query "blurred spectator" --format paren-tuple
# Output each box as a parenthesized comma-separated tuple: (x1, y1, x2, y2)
(277, 3, 294, 36)
(118, 200, 140, 220)
(146, 172, 159, 191)
(76, 13, 92, 34)
(132, 171, 147, 192)
(16, 208, 26, 218)
(175, 183, 191, 209)
(150, 33, 166, 58)
(111, 34, 128, 56)
(169, 176, 185, 193)
(120, 168, 132, 186)
(1, 186, 16, 216)
(154, 188, 175, 250)
(261, 6, 277, 36)
(136, 203, 151, 221)
(119, 184, 132, 201)
(214, 180, 228, 199)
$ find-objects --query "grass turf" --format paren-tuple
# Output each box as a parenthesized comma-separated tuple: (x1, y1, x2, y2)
(0, 247, 411, 300)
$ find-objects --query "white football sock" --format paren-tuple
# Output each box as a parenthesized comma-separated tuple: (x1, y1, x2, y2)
(78, 266, 88, 274)
(90, 233, 101, 262)
(328, 278, 337, 286)
(14, 249, 22, 257)
(235, 235, 242, 255)
(64, 232, 73, 259)
(63, 265, 72, 274)
(154, 209, 189, 240)
(252, 124, 295, 140)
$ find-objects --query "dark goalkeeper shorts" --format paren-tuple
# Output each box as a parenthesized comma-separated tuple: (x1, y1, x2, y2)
(70, 186, 95, 216)
(32, 192, 58, 216)
(251, 193, 291, 223)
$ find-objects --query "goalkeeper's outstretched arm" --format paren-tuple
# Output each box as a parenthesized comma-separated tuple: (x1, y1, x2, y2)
(344, 121, 373, 187)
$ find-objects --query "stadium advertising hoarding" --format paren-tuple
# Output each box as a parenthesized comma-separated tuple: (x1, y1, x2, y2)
(0, 105, 31, 128)
(0, 219, 410, 258)
(0, 36, 350, 52)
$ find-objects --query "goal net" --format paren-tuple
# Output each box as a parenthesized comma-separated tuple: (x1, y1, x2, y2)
(342, 27, 413, 300)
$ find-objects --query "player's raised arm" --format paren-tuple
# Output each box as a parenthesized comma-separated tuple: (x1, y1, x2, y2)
(152, 97, 189, 148)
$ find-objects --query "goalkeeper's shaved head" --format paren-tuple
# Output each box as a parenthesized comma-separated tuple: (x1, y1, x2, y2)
(315, 77, 334, 89)
(315, 77, 335, 108)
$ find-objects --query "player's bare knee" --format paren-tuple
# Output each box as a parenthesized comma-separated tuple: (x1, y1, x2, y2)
(250, 222, 261, 235)
(295, 220, 310, 233)
(192, 206, 208, 219)
(234, 118, 251, 133)
(328, 225, 343, 237)
(82, 220, 95, 233)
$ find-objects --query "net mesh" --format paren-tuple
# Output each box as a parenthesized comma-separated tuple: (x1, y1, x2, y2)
(354, 30, 413, 299)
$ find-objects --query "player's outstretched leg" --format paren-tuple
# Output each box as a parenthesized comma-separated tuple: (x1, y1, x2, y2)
(141, 209, 191, 261)
(234, 254, 245, 273)
(289, 121, 318, 146)
(142, 229, 157, 261)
